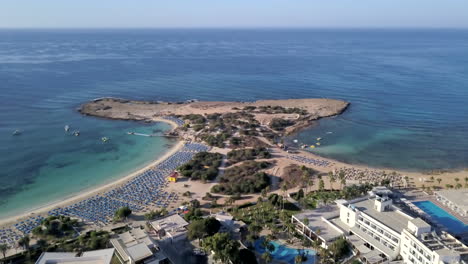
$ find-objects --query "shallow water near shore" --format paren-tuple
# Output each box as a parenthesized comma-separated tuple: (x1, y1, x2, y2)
(1, 29, 468, 217)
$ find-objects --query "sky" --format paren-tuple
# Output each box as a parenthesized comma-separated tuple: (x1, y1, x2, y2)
(1, 0, 468, 28)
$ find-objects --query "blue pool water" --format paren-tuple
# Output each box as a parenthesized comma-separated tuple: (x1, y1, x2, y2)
(255, 238, 316, 264)
(413, 200, 468, 234)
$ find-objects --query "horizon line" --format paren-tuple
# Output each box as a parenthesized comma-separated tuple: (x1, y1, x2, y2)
(1, 26, 468, 30)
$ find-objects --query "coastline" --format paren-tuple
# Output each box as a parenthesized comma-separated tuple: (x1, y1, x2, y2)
(0, 118, 183, 227)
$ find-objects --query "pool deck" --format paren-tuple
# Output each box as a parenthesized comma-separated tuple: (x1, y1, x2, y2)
(411, 196, 468, 226)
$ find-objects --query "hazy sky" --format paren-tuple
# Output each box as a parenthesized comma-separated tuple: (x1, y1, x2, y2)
(1, 0, 468, 28)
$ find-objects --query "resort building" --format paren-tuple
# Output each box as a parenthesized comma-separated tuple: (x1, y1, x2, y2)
(292, 195, 468, 264)
(435, 190, 468, 217)
(209, 211, 246, 238)
(110, 227, 168, 264)
(150, 214, 189, 242)
(35, 249, 115, 264)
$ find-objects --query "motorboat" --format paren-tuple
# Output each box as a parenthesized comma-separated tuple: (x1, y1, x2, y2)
(73, 131, 80, 136)
(12, 130, 21, 136)
(101, 137, 109, 142)
(64, 125, 70, 132)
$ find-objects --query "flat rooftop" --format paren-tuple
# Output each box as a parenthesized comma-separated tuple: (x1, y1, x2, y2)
(35, 249, 115, 264)
(151, 214, 189, 231)
(436, 190, 468, 211)
(294, 205, 343, 242)
(351, 199, 413, 233)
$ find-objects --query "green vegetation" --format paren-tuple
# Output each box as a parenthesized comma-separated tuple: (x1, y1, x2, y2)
(177, 152, 223, 181)
(202, 233, 240, 264)
(326, 237, 351, 262)
(211, 161, 271, 194)
(300, 184, 374, 209)
(270, 118, 295, 131)
(183, 114, 206, 124)
(187, 217, 221, 241)
(200, 133, 231, 148)
(227, 147, 271, 164)
(144, 208, 168, 220)
(184, 199, 204, 222)
(257, 105, 308, 115)
(32, 216, 79, 239)
(114, 206, 132, 222)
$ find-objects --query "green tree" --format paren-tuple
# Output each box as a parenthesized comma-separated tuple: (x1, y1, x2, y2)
(202, 233, 240, 264)
(18, 236, 30, 250)
(319, 179, 325, 191)
(262, 252, 272, 263)
(0, 244, 9, 262)
(294, 254, 303, 264)
(437, 178, 442, 185)
(114, 206, 132, 222)
(187, 219, 206, 242)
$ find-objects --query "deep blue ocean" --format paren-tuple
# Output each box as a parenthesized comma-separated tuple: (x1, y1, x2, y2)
(1, 29, 468, 217)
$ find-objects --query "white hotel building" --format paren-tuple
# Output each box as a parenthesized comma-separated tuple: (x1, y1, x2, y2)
(292, 196, 468, 264)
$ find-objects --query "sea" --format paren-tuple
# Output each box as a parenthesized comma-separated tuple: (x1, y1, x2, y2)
(1, 29, 467, 218)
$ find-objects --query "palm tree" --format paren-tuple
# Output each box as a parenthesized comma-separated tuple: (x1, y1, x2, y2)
(437, 178, 442, 186)
(262, 252, 272, 264)
(0, 244, 9, 263)
(295, 254, 303, 264)
(329, 174, 336, 190)
(319, 179, 325, 191)
(281, 183, 288, 210)
(340, 178, 346, 189)
(430, 176, 434, 182)
(464, 177, 468, 185)
(455, 178, 460, 184)
(456, 183, 462, 189)
(18, 236, 30, 251)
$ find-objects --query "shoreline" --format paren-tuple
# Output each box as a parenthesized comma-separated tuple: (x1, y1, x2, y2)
(0, 118, 183, 227)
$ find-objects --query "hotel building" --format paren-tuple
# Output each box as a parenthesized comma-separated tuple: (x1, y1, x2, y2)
(292, 196, 468, 264)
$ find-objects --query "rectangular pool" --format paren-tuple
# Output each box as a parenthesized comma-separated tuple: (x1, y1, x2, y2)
(413, 200, 468, 234)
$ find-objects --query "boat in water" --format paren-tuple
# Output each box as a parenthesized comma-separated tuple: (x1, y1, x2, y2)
(127, 132, 135, 135)
(101, 137, 109, 142)
(73, 131, 80, 136)
(64, 125, 70, 132)
(12, 130, 21, 136)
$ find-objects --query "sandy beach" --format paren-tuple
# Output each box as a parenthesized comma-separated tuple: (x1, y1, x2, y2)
(0, 118, 183, 227)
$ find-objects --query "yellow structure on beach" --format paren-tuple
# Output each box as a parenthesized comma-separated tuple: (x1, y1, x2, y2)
(168, 172, 179, 182)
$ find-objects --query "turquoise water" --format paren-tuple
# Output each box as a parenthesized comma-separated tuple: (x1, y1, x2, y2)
(1, 29, 468, 218)
(255, 238, 316, 264)
(413, 200, 468, 234)
(0, 119, 176, 218)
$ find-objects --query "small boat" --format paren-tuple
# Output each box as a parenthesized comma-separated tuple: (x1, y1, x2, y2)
(310, 145, 316, 148)
(293, 139, 298, 143)
(326, 132, 333, 134)
(316, 142, 321, 146)
(301, 144, 308, 149)
(127, 132, 135, 135)
(317, 137, 322, 141)
(64, 125, 70, 132)
(73, 131, 80, 136)
(12, 130, 21, 136)
(101, 137, 109, 142)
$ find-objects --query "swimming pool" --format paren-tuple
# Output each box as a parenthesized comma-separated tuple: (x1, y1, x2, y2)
(254, 238, 316, 264)
(413, 200, 468, 234)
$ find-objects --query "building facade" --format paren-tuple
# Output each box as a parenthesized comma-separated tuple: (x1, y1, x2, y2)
(293, 196, 467, 264)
